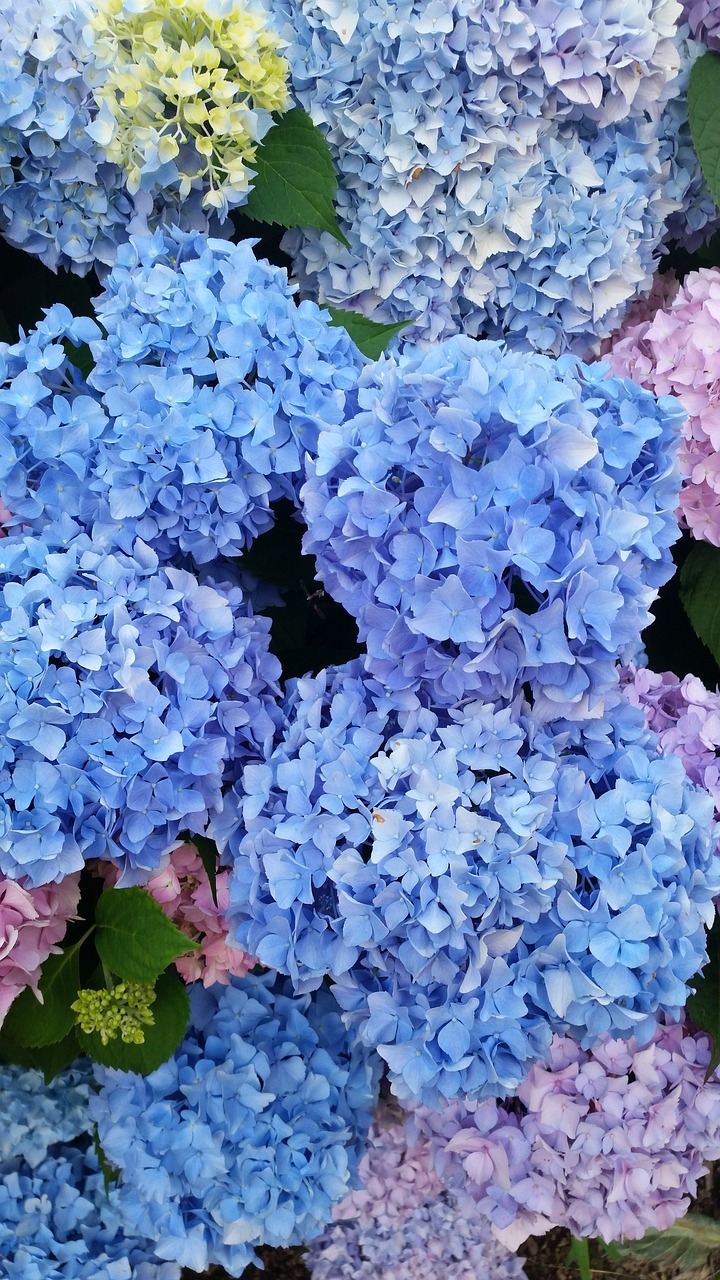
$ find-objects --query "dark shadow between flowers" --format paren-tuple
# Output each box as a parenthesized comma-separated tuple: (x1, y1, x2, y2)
(240, 500, 362, 680)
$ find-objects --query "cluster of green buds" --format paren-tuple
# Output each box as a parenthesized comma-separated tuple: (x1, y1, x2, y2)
(85, 0, 290, 214)
(71, 982, 157, 1045)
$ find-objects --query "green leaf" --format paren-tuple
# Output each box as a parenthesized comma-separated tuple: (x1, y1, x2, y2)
(76, 970, 190, 1074)
(680, 541, 720, 666)
(243, 108, 349, 245)
(95, 886, 200, 984)
(612, 1214, 720, 1270)
(191, 834, 219, 909)
(0, 1031, 82, 1084)
(62, 339, 94, 380)
(93, 1125, 120, 1196)
(566, 1237, 591, 1280)
(2, 943, 83, 1048)
(327, 307, 410, 359)
(687, 914, 720, 1080)
(689, 52, 720, 212)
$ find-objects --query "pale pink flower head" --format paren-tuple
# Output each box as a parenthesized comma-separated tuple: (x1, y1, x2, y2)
(0, 872, 80, 1024)
(334, 1109, 442, 1229)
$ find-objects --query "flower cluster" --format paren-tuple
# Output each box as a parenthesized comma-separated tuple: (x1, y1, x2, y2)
(0, 1142, 181, 1280)
(0, 0, 134, 273)
(275, 0, 712, 352)
(605, 267, 720, 544)
(0, 871, 79, 1024)
(621, 666, 720, 819)
(222, 660, 720, 1108)
(103, 843, 256, 986)
(87, 0, 290, 216)
(0, 228, 363, 563)
(72, 981, 157, 1045)
(0, 529, 281, 887)
(91, 972, 379, 1276)
(0, 1064, 90, 1169)
(300, 336, 683, 714)
(307, 1190, 528, 1280)
(331, 1112, 442, 1227)
(410, 1020, 720, 1247)
(682, 0, 720, 48)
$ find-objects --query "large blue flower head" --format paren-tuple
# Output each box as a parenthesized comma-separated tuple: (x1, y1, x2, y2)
(0, 0, 134, 273)
(90, 972, 379, 1276)
(301, 336, 684, 715)
(221, 662, 720, 1109)
(0, 1141, 180, 1280)
(0, 527, 281, 887)
(0, 229, 364, 563)
(274, 0, 713, 353)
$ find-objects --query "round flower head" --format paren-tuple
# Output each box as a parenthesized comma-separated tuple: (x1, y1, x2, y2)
(91, 972, 379, 1276)
(307, 1191, 528, 1280)
(0, 229, 363, 563)
(621, 666, 720, 821)
(87, 0, 290, 216)
(410, 1021, 720, 1248)
(0, 0, 134, 273)
(0, 1140, 180, 1280)
(605, 267, 720, 546)
(301, 336, 683, 714)
(274, 0, 712, 352)
(223, 662, 720, 1108)
(0, 527, 281, 887)
(0, 1063, 90, 1170)
(0, 871, 80, 1023)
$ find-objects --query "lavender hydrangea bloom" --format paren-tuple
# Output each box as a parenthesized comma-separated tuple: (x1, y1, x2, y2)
(307, 1192, 528, 1280)
(682, 0, 720, 48)
(222, 661, 720, 1107)
(91, 973, 379, 1276)
(300, 337, 683, 714)
(0, 1064, 91, 1170)
(0, 1142, 180, 1280)
(0, 528, 281, 886)
(0, 0, 134, 273)
(274, 0, 712, 352)
(409, 1021, 720, 1247)
(0, 229, 364, 564)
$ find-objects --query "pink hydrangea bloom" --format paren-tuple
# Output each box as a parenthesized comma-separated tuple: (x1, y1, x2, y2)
(604, 268, 720, 545)
(0, 873, 80, 1024)
(142, 845, 256, 987)
(410, 1022, 720, 1249)
(682, 0, 720, 48)
(621, 666, 720, 817)
(333, 1112, 442, 1228)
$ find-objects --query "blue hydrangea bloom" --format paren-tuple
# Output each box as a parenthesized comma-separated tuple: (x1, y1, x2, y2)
(0, 528, 281, 886)
(0, 0, 134, 273)
(300, 336, 684, 715)
(0, 1064, 91, 1170)
(275, 0, 714, 352)
(221, 662, 720, 1108)
(0, 1142, 180, 1280)
(0, 229, 364, 563)
(91, 973, 379, 1277)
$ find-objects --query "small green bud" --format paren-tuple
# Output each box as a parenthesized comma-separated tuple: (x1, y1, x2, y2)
(71, 981, 156, 1045)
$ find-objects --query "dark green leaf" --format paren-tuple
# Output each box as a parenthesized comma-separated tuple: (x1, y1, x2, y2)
(76, 970, 190, 1074)
(687, 914, 720, 1080)
(191, 834, 219, 909)
(95, 887, 200, 984)
(680, 541, 720, 666)
(612, 1214, 720, 1270)
(2, 943, 82, 1048)
(0, 1031, 82, 1083)
(243, 108, 349, 245)
(93, 1125, 120, 1195)
(327, 307, 410, 359)
(689, 52, 720, 212)
(566, 1237, 591, 1280)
